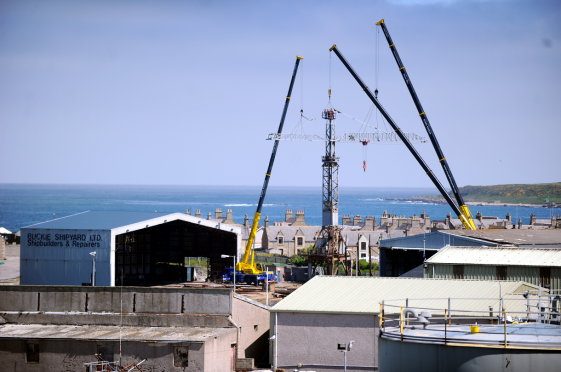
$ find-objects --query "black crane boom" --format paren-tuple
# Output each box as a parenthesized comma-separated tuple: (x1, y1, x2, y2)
(375, 19, 476, 230)
(329, 45, 464, 219)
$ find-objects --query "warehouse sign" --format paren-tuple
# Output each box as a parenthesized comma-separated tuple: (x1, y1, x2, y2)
(26, 230, 110, 248)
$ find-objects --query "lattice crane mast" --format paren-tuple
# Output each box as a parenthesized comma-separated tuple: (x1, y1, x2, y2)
(375, 19, 476, 230)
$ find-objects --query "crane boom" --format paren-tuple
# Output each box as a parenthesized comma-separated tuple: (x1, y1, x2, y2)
(238, 55, 303, 273)
(329, 45, 466, 221)
(375, 19, 476, 230)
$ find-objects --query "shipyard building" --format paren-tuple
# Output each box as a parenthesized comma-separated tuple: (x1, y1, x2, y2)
(20, 211, 242, 286)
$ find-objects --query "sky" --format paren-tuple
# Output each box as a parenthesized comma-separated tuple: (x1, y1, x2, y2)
(0, 0, 560, 188)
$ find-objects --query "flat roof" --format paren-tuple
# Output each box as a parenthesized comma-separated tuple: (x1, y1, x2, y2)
(22, 211, 171, 230)
(0, 324, 232, 342)
(270, 276, 537, 315)
(426, 246, 561, 267)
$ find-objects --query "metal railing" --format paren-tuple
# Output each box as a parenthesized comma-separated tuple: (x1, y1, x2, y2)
(378, 290, 561, 348)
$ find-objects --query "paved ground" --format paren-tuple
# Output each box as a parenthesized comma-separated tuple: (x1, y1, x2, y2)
(0, 245, 20, 283)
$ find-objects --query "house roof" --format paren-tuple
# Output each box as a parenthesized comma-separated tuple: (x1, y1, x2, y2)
(341, 231, 387, 246)
(265, 226, 321, 242)
(443, 229, 561, 246)
(270, 276, 538, 316)
(0, 227, 12, 235)
(426, 246, 561, 267)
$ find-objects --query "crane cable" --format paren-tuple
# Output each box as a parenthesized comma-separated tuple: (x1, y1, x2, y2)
(329, 50, 332, 101)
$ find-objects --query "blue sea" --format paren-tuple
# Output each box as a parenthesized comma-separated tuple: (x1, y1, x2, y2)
(0, 184, 559, 233)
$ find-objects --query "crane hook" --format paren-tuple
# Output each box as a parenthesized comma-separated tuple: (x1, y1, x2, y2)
(374, 89, 378, 98)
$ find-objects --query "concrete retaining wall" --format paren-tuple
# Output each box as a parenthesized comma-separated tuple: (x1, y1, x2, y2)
(0, 286, 232, 315)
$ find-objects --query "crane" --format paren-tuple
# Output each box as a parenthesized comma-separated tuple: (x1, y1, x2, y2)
(329, 45, 476, 230)
(228, 56, 303, 284)
(375, 19, 476, 230)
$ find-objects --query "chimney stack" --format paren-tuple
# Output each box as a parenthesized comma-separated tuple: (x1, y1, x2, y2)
(412, 216, 420, 228)
(373, 216, 378, 231)
(244, 214, 249, 228)
(224, 209, 236, 224)
(530, 214, 536, 225)
(506, 212, 511, 222)
(518, 218, 523, 229)
(353, 215, 362, 226)
(381, 210, 388, 226)
(265, 216, 269, 229)
(207, 212, 212, 220)
(186, 208, 191, 216)
(195, 209, 201, 218)
(476, 211, 483, 222)
(285, 209, 293, 221)
(215, 208, 223, 219)
(342, 215, 351, 225)
(292, 210, 309, 226)
(363, 216, 374, 231)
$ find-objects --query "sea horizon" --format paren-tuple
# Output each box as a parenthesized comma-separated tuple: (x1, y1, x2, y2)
(1, 183, 559, 233)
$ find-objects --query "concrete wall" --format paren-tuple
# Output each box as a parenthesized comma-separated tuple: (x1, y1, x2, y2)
(232, 297, 270, 364)
(203, 329, 238, 372)
(0, 338, 211, 372)
(0, 286, 232, 315)
(21, 229, 112, 286)
(271, 312, 378, 372)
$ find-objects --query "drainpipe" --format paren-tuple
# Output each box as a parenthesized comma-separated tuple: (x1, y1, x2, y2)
(227, 315, 240, 360)
(275, 312, 278, 370)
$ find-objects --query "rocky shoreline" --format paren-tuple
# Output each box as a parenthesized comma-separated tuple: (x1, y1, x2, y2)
(384, 197, 559, 208)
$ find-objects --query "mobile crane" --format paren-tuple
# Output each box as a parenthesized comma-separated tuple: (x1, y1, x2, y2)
(329, 45, 476, 230)
(223, 55, 304, 285)
(374, 19, 476, 230)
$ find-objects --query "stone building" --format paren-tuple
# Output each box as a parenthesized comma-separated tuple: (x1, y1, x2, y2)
(0, 285, 270, 372)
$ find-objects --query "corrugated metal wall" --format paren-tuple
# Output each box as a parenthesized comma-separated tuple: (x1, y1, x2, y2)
(548, 270, 559, 291)
(433, 264, 453, 279)
(464, 265, 495, 281)
(427, 264, 561, 291)
(507, 266, 539, 286)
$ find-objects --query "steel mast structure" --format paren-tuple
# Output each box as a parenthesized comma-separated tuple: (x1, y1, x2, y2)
(267, 110, 426, 276)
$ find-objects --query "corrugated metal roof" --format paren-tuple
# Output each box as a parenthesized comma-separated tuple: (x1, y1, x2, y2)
(270, 276, 535, 315)
(23, 211, 172, 230)
(426, 246, 561, 267)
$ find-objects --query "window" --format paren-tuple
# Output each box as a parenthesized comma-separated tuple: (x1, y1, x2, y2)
(174, 346, 189, 367)
(278, 237, 283, 244)
(361, 253, 367, 258)
(26, 343, 39, 363)
(361, 242, 367, 251)
(452, 265, 464, 279)
(496, 266, 507, 281)
(297, 237, 303, 246)
(540, 267, 551, 288)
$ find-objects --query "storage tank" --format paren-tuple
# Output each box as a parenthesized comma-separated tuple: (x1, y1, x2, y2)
(379, 316, 561, 371)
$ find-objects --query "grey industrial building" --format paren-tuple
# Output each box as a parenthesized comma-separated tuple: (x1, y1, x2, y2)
(20, 211, 242, 286)
(0, 285, 270, 372)
(269, 276, 539, 372)
(379, 230, 561, 277)
(425, 246, 561, 290)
